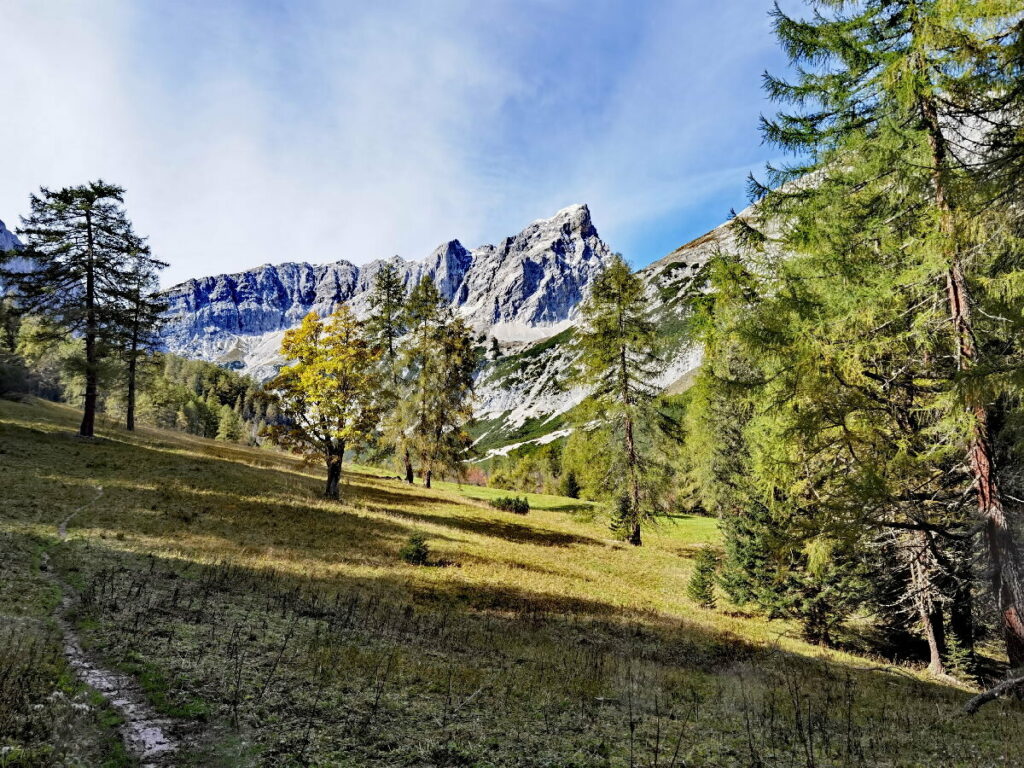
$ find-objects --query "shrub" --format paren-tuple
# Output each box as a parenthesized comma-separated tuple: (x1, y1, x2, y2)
(687, 546, 720, 609)
(490, 496, 529, 515)
(399, 533, 430, 565)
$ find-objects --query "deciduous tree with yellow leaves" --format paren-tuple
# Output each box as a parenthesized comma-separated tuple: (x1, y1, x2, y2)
(265, 306, 381, 499)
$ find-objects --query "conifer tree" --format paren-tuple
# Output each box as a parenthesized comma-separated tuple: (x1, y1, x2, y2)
(216, 404, 244, 442)
(696, 0, 1024, 664)
(2, 182, 147, 437)
(265, 307, 381, 499)
(397, 277, 475, 488)
(422, 315, 475, 485)
(365, 262, 406, 366)
(113, 244, 168, 431)
(687, 546, 720, 610)
(574, 253, 673, 546)
(560, 470, 580, 499)
(366, 262, 413, 481)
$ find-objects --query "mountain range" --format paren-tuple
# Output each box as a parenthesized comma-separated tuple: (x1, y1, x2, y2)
(3, 203, 727, 458)
(158, 203, 731, 457)
(161, 204, 613, 380)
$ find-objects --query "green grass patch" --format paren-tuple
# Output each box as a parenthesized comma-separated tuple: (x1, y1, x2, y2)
(1, 397, 1021, 766)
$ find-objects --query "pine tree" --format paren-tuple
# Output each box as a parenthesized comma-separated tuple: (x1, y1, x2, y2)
(365, 261, 407, 366)
(574, 254, 673, 546)
(424, 315, 476, 485)
(2, 182, 146, 437)
(560, 470, 580, 499)
(265, 307, 382, 499)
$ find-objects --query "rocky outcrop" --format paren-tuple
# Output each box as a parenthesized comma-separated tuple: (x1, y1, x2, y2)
(160, 204, 613, 378)
(0, 219, 28, 293)
(0, 219, 20, 252)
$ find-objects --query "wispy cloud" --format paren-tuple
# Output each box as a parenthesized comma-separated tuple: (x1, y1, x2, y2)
(0, 1, 788, 285)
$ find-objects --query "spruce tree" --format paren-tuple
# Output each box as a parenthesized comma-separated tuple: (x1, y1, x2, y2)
(687, 546, 719, 610)
(574, 254, 672, 546)
(2, 182, 147, 437)
(365, 262, 407, 366)
(216, 404, 244, 442)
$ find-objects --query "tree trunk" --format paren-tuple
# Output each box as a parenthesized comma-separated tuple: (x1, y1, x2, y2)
(425, 469, 432, 489)
(80, 209, 97, 438)
(404, 446, 414, 484)
(921, 92, 1024, 667)
(910, 530, 947, 675)
(628, 521, 641, 547)
(126, 303, 141, 431)
(126, 354, 137, 431)
(325, 442, 344, 500)
(921, 604, 947, 676)
(620, 337, 642, 547)
(950, 550, 975, 653)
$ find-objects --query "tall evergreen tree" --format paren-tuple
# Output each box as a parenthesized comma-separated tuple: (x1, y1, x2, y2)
(113, 243, 167, 431)
(397, 277, 475, 488)
(574, 254, 672, 546)
(1, 181, 145, 437)
(265, 307, 381, 499)
(696, 1, 1024, 664)
(366, 262, 413, 481)
(365, 262, 407, 366)
(421, 314, 476, 486)
(216, 403, 244, 443)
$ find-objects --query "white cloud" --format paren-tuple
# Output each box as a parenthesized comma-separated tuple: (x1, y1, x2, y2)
(0, 1, 784, 286)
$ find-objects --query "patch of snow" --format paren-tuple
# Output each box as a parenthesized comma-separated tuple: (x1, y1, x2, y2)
(472, 428, 574, 462)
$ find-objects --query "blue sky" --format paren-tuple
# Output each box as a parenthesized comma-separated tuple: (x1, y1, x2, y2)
(1, 1, 794, 286)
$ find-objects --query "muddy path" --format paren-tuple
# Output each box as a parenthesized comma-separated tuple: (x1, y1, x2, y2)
(43, 485, 183, 767)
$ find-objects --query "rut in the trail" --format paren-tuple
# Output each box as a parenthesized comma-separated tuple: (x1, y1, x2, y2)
(45, 485, 182, 766)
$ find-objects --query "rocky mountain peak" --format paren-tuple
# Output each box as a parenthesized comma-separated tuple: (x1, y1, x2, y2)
(0, 219, 23, 252)
(160, 204, 613, 379)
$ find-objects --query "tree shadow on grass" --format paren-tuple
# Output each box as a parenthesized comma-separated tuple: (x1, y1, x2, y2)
(8, 405, 1019, 704)
(382, 506, 605, 548)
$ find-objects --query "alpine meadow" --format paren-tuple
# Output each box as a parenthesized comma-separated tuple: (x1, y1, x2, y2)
(4, 2, 1024, 766)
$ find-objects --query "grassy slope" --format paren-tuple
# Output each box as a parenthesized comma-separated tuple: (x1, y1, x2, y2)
(1, 398, 1021, 767)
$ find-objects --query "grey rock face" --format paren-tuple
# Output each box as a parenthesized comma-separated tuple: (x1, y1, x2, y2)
(0, 219, 29, 294)
(0, 219, 21, 252)
(160, 204, 613, 376)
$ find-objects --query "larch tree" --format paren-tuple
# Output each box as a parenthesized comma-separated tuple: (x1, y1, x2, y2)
(574, 253, 672, 546)
(2, 182, 147, 437)
(682, 253, 874, 645)
(397, 276, 475, 488)
(419, 314, 476, 487)
(265, 306, 381, 500)
(698, 0, 1024, 666)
